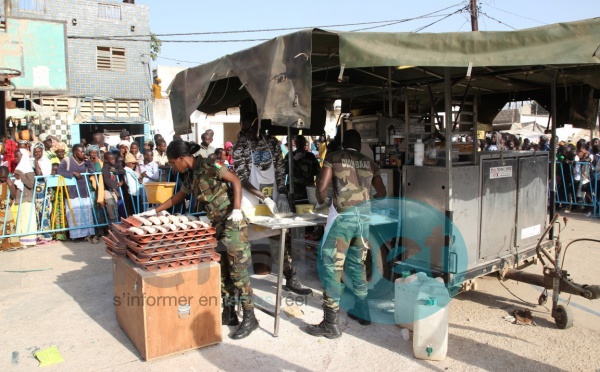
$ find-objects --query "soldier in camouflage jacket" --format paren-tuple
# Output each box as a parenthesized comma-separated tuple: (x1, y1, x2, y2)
(150, 140, 259, 340)
(307, 130, 386, 339)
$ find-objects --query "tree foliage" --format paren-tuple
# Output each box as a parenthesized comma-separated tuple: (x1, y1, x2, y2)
(150, 32, 162, 61)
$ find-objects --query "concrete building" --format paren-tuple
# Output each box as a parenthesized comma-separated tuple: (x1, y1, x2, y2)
(1, 0, 152, 146)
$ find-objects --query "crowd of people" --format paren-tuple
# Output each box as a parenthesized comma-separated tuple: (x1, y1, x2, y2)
(0, 129, 181, 250)
(0, 124, 331, 252)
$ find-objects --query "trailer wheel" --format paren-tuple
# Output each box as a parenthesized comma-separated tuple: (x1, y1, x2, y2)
(554, 305, 574, 329)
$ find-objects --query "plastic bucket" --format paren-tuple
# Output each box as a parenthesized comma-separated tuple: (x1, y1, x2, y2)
(144, 182, 176, 204)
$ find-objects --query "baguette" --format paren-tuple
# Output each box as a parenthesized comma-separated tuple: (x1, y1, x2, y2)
(147, 216, 161, 225)
(140, 226, 157, 234)
(128, 227, 145, 235)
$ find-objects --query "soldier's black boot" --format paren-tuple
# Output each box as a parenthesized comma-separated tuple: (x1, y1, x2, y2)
(347, 298, 371, 325)
(222, 305, 239, 326)
(231, 308, 259, 340)
(306, 308, 342, 339)
(284, 267, 313, 295)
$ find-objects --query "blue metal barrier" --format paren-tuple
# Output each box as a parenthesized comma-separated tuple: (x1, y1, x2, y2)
(554, 161, 597, 216)
(0, 173, 110, 241)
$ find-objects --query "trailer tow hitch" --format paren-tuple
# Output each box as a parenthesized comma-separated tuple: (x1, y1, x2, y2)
(501, 214, 600, 329)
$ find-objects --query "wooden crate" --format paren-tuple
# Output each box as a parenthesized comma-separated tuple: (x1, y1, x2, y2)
(112, 256, 222, 360)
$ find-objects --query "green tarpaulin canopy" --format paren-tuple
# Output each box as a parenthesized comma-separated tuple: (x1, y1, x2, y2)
(169, 18, 600, 134)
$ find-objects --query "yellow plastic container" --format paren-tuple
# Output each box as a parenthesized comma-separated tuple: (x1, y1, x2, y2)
(295, 204, 313, 214)
(144, 182, 176, 204)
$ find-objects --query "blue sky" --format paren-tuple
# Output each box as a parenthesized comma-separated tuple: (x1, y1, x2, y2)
(136, 0, 598, 68)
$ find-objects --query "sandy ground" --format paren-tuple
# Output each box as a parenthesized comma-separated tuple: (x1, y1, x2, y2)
(0, 213, 599, 371)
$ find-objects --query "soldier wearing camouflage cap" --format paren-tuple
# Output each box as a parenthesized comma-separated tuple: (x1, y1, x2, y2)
(143, 140, 259, 340)
(306, 129, 386, 339)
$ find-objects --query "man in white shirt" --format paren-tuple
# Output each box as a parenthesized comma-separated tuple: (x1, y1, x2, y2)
(139, 149, 159, 184)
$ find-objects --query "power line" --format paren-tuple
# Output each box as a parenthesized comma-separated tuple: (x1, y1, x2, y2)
(156, 56, 201, 64)
(67, 2, 467, 42)
(73, 17, 450, 40)
(350, 2, 465, 31)
(479, 11, 517, 30)
(350, 14, 452, 32)
(412, 5, 469, 32)
(484, 3, 547, 25)
(68, 35, 269, 43)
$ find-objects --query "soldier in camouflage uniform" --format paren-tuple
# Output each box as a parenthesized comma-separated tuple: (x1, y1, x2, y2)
(284, 135, 321, 210)
(306, 130, 386, 339)
(233, 113, 312, 295)
(149, 140, 259, 340)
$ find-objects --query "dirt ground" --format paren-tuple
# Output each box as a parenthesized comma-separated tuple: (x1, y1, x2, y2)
(0, 212, 599, 371)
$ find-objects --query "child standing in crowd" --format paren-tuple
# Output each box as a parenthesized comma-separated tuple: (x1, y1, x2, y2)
(139, 149, 159, 184)
(124, 153, 142, 214)
(129, 142, 143, 171)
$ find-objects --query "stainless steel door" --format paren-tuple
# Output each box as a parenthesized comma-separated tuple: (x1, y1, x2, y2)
(479, 158, 518, 261)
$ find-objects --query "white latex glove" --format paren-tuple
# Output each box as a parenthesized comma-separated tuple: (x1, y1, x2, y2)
(138, 209, 156, 217)
(263, 197, 278, 215)
(314, 198, 331, 214)
(13, 179, 23, 191)
(277, 194, 290, 213)
(227, 209, 244, 222)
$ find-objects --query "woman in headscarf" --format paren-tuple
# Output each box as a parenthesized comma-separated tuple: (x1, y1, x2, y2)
(52, 142, 67, 164)
(225, 141, 234, 166)
(13, 149, 37, 247)
(57, 144, 98, 243)
(48, 141, 68, 241)
(33, 143, 53, 243)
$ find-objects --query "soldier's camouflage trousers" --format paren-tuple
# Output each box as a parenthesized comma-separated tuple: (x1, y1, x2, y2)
(214, 216, 254, 310)
(317, 212, 371, 312)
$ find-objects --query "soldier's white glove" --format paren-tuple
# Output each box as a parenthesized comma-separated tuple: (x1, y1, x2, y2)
(13, 179, 23, 191)
(263, 197, 278, 214)
(314, 198, 331, 214)
(138, 209, 156, 217)
(277, 194, 290, 213)
(228, 209, 243, 222)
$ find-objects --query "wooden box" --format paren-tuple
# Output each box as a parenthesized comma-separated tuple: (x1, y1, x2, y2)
(112, 256, 222, 360)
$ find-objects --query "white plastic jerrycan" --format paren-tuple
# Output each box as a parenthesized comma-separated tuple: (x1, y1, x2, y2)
(394, 271, 428, 330)
(413, 281, 450, 361)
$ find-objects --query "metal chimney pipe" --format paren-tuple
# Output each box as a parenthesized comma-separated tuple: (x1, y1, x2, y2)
(5, 0, 12, 16)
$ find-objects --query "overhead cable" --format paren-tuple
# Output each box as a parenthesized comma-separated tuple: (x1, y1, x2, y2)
(484, 3, 547, 25)
(412, 5, 469, 32)
(479, 11, 517, 30)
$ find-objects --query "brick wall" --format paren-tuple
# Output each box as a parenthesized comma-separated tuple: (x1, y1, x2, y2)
(2, 0, 151, 100)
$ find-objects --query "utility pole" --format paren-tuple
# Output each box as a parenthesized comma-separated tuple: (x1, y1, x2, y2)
(470, 0, 479, 31)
